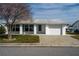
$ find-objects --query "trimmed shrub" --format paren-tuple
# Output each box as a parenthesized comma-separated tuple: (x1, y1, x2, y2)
(0, 25, 6, 34)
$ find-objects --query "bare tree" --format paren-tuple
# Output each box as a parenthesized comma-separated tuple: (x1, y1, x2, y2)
(0, 3, 32, 40)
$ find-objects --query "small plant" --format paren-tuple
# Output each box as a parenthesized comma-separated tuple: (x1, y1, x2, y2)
(0, 25, 6, 34)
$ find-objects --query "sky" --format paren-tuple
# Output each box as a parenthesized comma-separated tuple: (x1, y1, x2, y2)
(31, 3, 79, 24)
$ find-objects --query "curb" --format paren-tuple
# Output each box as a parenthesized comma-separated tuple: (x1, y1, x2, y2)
(0, 43, 79, 47)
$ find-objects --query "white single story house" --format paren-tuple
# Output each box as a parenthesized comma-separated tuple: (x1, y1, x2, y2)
(4, 19, 67, 35)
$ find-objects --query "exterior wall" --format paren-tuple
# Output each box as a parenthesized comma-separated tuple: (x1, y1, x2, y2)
(62, 25, 67, 35)
(34, 24, 36, 34)
(46, 24, 49, 35)
(20, 24, 23, 34)
(4, 24, 66, 35)
(4, 25, 8, 34)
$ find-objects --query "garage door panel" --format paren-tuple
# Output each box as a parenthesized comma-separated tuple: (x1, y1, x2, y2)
(48, 25, 61, 35)
(48, 29, 60, 35)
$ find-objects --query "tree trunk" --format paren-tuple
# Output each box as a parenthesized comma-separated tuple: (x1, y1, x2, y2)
(7, 24, 12, 40)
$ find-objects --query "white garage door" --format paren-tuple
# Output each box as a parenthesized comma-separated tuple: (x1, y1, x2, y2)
(48, 25, 61, 35)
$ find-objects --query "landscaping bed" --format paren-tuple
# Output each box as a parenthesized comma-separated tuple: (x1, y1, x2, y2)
(0, 35, 39, 43)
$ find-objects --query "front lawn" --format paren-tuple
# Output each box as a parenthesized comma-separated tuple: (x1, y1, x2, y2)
(0, 35, 39, 43)
(71, 35, 79, 40)
(66, 32, 79, 35)
(66, 32, 79, 40)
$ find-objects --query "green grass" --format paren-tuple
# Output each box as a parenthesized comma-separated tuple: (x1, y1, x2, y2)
(0, 35, 39, 43)
(66, 32, 79, 35)
(66, 32, 79, 40)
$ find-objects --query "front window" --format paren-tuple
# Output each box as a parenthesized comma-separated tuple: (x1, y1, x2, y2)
(23, 24, 34, 32)
(24, 25, 28, 31)
(29, 25, 34, 31)
(12, 25, 19, 31)
(38, 25, 42, 31)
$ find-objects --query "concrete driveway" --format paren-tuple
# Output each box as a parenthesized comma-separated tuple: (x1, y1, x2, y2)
(39, 35, 79, 46)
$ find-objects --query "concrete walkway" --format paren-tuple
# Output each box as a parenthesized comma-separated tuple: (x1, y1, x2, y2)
(0, 35, 79, 47)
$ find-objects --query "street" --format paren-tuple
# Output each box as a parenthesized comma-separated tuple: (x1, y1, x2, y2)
(0, 46, 79, 56)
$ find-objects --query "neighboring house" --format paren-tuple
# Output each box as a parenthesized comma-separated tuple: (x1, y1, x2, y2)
(69, 20, 79, 33)
(66, 25, 73, 32)
(65, 24, 69, 32)
(4, 19, 67, 35)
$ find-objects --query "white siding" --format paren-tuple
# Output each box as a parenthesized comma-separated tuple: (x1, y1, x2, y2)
(4, 24, 66, 35)
(4, 26, 8, 34)
(20, 24, 23, 34)
(34, 24, 37, 34)
(62, 25, 67, 35)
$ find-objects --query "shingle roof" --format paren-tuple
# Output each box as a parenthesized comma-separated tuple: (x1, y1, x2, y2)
(33, 19, 66, 24)
(14, 19, 67, 25)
